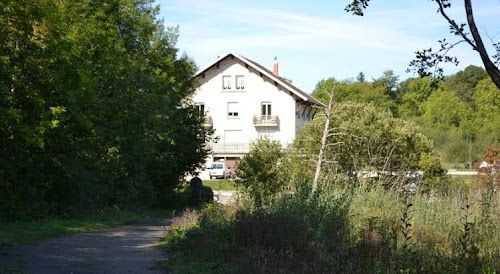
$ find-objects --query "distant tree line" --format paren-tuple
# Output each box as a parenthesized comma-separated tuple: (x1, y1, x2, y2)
(0, 0, 210, 220)
(312, 66, 499, 164)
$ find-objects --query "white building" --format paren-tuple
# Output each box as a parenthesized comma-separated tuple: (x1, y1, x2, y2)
(193, 52, 324, 178)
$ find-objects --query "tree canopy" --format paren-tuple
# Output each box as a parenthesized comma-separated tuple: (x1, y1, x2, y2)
(292, 102, 444, 188)
(0, 0, 210, 220)
(311, 66, 499, 164)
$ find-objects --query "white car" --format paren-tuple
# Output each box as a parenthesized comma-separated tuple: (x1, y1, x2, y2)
(208, 162, 230, 179)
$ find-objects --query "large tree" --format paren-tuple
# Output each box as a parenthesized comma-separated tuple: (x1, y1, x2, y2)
(292, 102, 444, 188)
(0, 0, 210, 219)
(345, 0, 500, 90)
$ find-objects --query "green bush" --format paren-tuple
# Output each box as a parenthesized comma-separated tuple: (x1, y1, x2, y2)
(236, 138, 284, 207)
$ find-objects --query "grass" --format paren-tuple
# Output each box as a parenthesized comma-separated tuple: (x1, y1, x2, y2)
(159, 182, 500, 273)
(0, 208, 173, 246)
(203, 179, 240, 191)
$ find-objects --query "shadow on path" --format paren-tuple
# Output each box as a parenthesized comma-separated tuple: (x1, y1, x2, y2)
(0, 218, 171, 273)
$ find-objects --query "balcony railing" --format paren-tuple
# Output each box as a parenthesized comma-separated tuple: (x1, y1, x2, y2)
(204, 116, 213, 127)
(253, 115, 279, 127)
(207, 142, 292, 154)
(209, 142, 250, 154)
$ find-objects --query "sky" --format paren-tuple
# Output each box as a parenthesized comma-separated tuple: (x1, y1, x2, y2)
(158, 0, 500, 92)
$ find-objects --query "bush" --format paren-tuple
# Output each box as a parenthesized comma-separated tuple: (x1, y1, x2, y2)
(235, 138, 284, 207)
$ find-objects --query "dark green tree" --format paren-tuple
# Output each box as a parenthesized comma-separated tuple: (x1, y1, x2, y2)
(444, 65, 488, 105)
(0, 0, 210, 219)
(356, 72, 366, 83)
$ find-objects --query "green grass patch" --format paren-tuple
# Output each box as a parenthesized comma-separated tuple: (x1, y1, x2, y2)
(202, 179, 240, 191)
(0, 209, 173, 246)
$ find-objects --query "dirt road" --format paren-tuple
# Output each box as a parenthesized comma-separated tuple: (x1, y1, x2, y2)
(0, 218, 171, 273)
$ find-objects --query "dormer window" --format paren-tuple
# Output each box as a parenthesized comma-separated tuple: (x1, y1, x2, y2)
(222, 75, 231, 90)
(236, 75, 245, 90)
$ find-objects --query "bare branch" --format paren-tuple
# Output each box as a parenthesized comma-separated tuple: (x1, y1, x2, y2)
(433, 39, 466, 78)
(434, 0, 476, 49)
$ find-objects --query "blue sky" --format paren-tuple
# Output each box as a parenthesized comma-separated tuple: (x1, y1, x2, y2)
(158, 0, 499, 92)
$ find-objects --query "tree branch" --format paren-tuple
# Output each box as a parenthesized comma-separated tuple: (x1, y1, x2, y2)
(464, 0, 500, 89)
(435, 0, 476, 49)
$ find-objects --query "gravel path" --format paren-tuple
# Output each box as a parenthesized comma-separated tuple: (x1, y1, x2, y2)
(0, 218, 171, 273)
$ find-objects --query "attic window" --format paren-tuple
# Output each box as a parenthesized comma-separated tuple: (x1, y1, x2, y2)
(222, 75, 231, 90)
(236, 75, 244, 90)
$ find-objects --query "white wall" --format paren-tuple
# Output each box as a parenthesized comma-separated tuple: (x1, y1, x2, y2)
(193, 57, 297, 146)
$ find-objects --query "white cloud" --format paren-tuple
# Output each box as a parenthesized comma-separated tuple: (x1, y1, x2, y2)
(160, 0, 495, 91)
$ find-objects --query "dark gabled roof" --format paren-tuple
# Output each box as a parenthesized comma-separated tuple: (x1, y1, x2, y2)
(195, 52, 325, 107)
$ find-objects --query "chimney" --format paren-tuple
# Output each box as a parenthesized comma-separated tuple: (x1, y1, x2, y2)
(273, 57, 278, 76)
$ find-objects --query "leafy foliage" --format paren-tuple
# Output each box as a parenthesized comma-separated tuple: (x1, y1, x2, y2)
(312, 77, 396, 115)
(0, 0, 210, 220)
(293, 102, 445, 188)
(235, 138, 284, 207)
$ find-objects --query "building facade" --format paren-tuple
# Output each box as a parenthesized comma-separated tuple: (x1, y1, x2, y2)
(193, 53, 324, 178)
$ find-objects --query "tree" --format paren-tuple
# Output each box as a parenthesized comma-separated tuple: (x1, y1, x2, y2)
(0, 0, 210, 219)
(422, 88, 473, 130)
(444, 65, 488, 105)
(312, 77, 397, 114)
(473, 78, 500, 141)
(236, 138, 285, 207)
(293, 102, 444, 188)
(373, 70, 399, 96)
(356, 72, 366, 83)
(345, 0, 500, 90)
(421, 88, 476, 162)
(313, 83, 336, 192)
(398, 77, 437, 118)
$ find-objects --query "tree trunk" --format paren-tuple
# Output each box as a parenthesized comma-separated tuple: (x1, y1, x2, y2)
(312, 87, 335, 193)
(464, 0, 500, 90)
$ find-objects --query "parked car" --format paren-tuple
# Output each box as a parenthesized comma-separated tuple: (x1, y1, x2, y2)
(208, 162, 230, 179)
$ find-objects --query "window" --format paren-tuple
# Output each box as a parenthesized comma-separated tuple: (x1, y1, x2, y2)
(211, 163, 224, 169)
(195, 103, 205, 114)
(222, 75, 231, 90)
(227, 102, 239, 117)
(236, 75, 245, 90)
(261, 102, 272, 118)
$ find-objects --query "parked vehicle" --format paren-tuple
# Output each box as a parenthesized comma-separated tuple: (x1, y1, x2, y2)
(208, 162, 230, 179)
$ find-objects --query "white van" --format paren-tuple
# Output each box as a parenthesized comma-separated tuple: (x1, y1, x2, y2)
(208, 162, 230, 179)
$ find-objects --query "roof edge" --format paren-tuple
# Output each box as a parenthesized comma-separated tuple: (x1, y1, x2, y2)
(195, 52, 325, 107)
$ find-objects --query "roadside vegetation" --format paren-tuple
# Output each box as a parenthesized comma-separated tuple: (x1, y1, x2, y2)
(160, 100, 500, 273)
(160, 182, 499, 272)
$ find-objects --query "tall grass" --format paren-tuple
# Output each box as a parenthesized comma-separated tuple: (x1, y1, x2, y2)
(159, 181, 500, 273)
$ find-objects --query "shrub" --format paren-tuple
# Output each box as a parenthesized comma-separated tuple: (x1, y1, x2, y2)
(235, 137, 284, 207)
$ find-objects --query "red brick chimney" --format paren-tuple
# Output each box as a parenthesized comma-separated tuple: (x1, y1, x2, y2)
(273, 57, 278, 76)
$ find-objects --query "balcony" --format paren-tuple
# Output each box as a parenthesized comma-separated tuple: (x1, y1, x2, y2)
(209, 142, 250, 154)
(207, 142, 292, 154)
(204, 116, 213, 127)
(253, 115, 279, 127)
